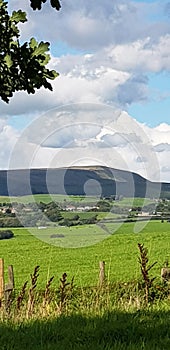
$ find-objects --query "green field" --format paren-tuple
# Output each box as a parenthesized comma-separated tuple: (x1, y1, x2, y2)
(0, 194, 71, 204)
(61, 211, 121, 220)
(0, 213, 170, 350)
(0, 194, 156, 207)
(0, 220, 169, 290)
(0, 194, 101, 204)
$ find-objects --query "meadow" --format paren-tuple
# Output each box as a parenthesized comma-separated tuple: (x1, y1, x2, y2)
(0, 194, 155, 206)
(0, 220, 169, 290)
(0, 194, 98, 204)
(0, 198, 170, 350)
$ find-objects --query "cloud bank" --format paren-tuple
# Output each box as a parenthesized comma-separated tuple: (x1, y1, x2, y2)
(2, 106, 170, 182)
(0, 0, 169, 183)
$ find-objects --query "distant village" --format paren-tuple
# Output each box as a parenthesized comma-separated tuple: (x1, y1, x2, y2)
(0, 197, 169, 228)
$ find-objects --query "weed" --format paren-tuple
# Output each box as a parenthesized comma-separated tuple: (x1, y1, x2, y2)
(138, 243, 157, 305)
(43, 276, 54, 305)
(16, 281, 28, 311)
(58, 273, 71, 313)
(27, 266, 39, 318)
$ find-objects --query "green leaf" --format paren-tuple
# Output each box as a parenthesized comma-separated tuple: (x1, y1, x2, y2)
(50, 0, 61, 10)
(4, 54, 13, 68)
(29, 37, 38, 50)
(10, 40, 19, 48)
(11, 10, 27, 23)
(51, 70, 59, 79)
(0, 0, 6, 9)
(30, 0, 47, 10)
(43, 81, 53, 90)
(43, 70, 58, 79)
(39, 53, 51, 66)
(11, 23, 20, 36)
(32, 41, 50, 57)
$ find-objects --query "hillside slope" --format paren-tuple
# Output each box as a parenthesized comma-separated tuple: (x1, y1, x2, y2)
(0, 166, 169, 198)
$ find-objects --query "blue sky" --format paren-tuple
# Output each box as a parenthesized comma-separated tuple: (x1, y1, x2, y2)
(51, 41, 85, 57)
(50, 0, 170, 128)
(128, 72, 170, 126)
(0, 0, 170, 182)
(4, 0, 170, 129)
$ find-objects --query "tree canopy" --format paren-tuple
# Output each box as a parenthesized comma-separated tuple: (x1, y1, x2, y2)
(0, 0, 60, 103)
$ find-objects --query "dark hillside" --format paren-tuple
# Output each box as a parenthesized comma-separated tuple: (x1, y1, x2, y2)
(0, 166, 168, 198)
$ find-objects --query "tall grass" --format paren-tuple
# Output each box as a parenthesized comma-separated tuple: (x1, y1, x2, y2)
(0, 243, 170, 350)
(0, 259, 169, 322)
(0, 277, 170, 349)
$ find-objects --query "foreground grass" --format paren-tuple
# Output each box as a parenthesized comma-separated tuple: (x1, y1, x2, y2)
(0, 268, 170, 349)
(0, 308, 170, 350)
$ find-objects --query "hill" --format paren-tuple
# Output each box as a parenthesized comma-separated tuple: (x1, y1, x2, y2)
(0, 166, 169, 198)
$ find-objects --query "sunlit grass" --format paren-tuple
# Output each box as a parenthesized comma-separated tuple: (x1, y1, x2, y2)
(0, 221, 169, 290)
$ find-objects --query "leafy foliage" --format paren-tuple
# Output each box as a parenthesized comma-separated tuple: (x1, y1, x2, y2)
(0, 0, 59, 103)
(30, 0, 61, 11)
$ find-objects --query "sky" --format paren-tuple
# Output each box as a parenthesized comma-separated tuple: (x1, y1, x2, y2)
(1, 0, 170, 183)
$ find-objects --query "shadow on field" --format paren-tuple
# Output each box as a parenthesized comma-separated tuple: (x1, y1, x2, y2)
(0, 310, 170, 350)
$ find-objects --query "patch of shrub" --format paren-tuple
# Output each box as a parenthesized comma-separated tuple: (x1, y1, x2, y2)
(0, 230, 14, 240)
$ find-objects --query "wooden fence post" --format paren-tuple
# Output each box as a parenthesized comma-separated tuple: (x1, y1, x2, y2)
(99, 261, 105, 286)
(6, 265, 15, 290)
(0, 258, 4, 301)
(5, 265, 15, 309)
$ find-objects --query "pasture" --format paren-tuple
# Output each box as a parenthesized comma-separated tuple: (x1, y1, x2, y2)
(0, 220, 169, 290)
(0, 194, 156, 207)
(0, 215, 170, 350)
(0, 194, 99, 204)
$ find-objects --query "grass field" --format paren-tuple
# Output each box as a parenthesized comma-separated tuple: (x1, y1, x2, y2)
(0, 194, 100, 204)
(62, 211, 122, 220)
(0, 207, 170, 350)
(0, 194, 155, 207)
(0, 220, 169, 290)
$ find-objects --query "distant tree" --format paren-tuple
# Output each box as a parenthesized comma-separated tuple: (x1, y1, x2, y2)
(97, 200, 111, 212)
(72, 214, 80, 221)
(0, 229, 14, 239)
(46, 208, 63, 222)
(59, 219, 74, 227)
(2, 217, 22, 227)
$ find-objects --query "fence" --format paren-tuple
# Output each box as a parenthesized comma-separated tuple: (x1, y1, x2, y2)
(0, 258, 105, 304)
(0, 258, 15, 306)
